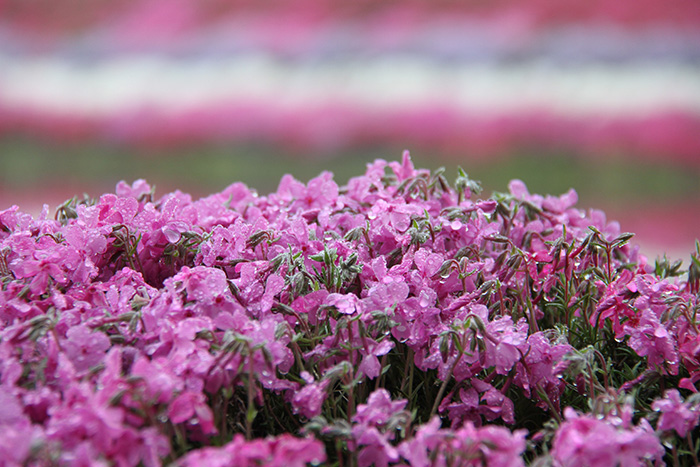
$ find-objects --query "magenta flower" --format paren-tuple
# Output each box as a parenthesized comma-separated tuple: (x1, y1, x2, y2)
(354, 426, 400, 467)
(168, 390, 216, 434)
(358, 338, 394, 379)
(354, 389, 407, 427)
(482, 316, 527, 375)
(552, 407, 663, 467)
(652, 389, 700, 437)
(11, 254, 67, 296)
(0, 205, 33, 234)
(515, 332, 572, 403)
(397, 417, 443, 467)
(0, 386, 28, 427)
(116, 179, 152, 199)
(625, 307, 679, 374)
(131, 355, 183, 404)
(277, 171, 339, 212)
(62, 325, 111, 373)
(0, 421, 43, 465)
(398, 417, 526, 467)
(349, 390, 413, 467)
(453, 423, 527, 467)
(178, 434, 326, 467)
(292, 372, 329, 419)
(324, 292, 362, 315)
(369, 198, 423, 233)
(267, 434, 327, 467)
(173, 266, 229, 304)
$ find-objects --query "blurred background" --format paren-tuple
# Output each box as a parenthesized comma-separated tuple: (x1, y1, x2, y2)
(1, 0, 699, 260)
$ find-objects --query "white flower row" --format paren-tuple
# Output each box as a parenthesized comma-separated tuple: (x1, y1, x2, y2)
(2, 54, 699, 117)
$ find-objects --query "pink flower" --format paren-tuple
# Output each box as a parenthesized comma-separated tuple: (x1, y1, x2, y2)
(62, 325, 111, 373)
(354, 427, 399, 467)
(652, 389, 700, 437)
(483, 316, 527, 375)
(278, 171, 339, 212)
(292, 373, 328, 419)
(398, 418, 526, 467)
(515, 332, 572, 401)
(353, 389, 407, 427)
(11, 255, 66, 296)
(131, 355, 183, 404)
(369, 199, 422, 233)
(552, 408, 663, 467)
(625, 307, 679, 374)
(178, 434, 326, 467)
(351, 390, 411, 467)
(0, 421, 43, 465)
(116, 179, 152, 199)
(267, 434, 327, 467)
(0, 386, 28, 426)
(168, 390, 216, 434)
(453, 423, 526, 467)
(172, 265, 229, 304)
(358, 338, 394, 379)
(398, 417, 444, 467)
(325, 292, 362, 315)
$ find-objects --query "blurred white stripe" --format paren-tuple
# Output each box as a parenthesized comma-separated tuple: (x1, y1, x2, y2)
(2, 55, 699, 117)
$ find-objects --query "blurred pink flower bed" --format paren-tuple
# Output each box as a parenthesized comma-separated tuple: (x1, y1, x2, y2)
(1, 0, 699, 159)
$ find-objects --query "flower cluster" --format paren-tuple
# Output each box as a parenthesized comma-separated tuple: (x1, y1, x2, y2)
(1, 152, 699, 465)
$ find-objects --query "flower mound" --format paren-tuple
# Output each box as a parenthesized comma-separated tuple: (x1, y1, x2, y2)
(1, 152, 699, 466)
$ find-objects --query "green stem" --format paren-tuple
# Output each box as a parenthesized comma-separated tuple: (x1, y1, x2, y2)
(246, 345, 255, 440)
(688, 432, 699, 466)
(375, 353, 388, 392)
(536, 384, 562, 424)
(345, 370, 356, 423)
(430, 336, 465, 419)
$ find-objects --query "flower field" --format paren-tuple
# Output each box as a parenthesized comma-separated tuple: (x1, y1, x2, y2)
(2, 0, 700, 464)
(3, 0, 699, 265)
(2, 0, 700, 162)
(1, 153, 699, 465)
